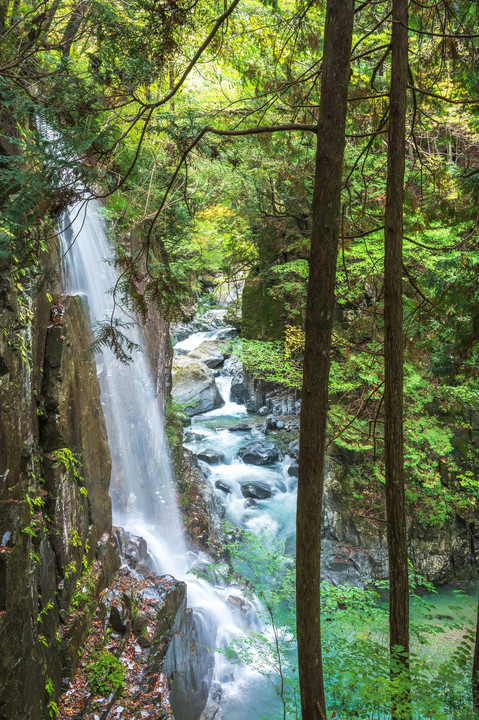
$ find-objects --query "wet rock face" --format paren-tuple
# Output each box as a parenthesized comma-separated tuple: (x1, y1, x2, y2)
(41, 296, 112, 544)
(172, 357, 224, 417)
(0, 274, 39, 498)
(164, 605, 216, 720)
(222, 356, 244, 404)
(320, 461, 476, 586)
(238, 441, 280, 466)
(0, 285, 118, 720)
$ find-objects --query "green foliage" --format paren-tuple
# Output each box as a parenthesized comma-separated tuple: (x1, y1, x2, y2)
(235, 338, 302, 390)
(69, 557, 97, 613)
(223, 529, 298, 718)
(86, 650, 125, 697)
(221, 531, 478, 720)
(50, 449, 83, 481)
(91, 317, 141, 364)
(44, 675, 58, 719)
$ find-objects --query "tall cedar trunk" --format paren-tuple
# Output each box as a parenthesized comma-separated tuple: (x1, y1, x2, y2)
(384, 0, 409, 712)
(296, 1, 354, 718)
(473, 589, 479, 710)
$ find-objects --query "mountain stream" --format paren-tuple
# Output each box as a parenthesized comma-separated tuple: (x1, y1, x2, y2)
(60, 199, 288, 719)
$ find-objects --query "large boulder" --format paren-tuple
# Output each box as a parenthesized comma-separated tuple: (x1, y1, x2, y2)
(240, 481, 272, 500)
(238, 441, 280, 466)
(172, 357, 224, 416)
(197, 449, 225, 465)
(188, 340, 225, 369)
(223, 356, 244, 403)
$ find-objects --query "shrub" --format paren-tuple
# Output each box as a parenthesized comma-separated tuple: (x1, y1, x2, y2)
(86, 650, 125, 696)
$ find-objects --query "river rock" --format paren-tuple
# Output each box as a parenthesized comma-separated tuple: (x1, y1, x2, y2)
(197, 449, 225, 465)
(215, 480, 232, 494)
(188, 340, 225, 369)
(288, 462, 299, 477)
(238, 441, 280, 466)
(287, 439, 300, 459)
(227, 424, 252, 433)
(230, 375, 245, 403)
(172, 357, 224, 416)
(215, 327, 239, 341)
(223, 356, 244, 403)
(241, 481, 272, 500)
(266, 415, 277, 430)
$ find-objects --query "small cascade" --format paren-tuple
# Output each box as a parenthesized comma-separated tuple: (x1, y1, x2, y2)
(174, 330, 211, 353)
(209, 376, 245, 417)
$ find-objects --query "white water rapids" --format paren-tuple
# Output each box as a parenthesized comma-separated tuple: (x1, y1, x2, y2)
(60, 199, 289, 719)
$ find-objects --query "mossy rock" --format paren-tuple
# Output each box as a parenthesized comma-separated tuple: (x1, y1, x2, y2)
(241, 273, 284, 341)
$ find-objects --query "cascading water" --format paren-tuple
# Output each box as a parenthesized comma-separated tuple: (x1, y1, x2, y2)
(60, 200, 187, 575)
(59, 198, 281, 719)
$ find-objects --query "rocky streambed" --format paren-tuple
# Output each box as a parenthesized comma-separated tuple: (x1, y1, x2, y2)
(171, 309, 478, 590)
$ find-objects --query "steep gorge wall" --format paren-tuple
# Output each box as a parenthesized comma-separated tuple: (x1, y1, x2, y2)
(0, 236, 213, 719)
(0, 263, 119, 719)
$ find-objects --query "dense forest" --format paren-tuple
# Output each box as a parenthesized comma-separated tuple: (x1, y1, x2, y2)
(1, 0, 479, 718)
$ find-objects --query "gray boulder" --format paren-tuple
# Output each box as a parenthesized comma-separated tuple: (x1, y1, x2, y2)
(241, 481, 272, 500)
(188, 340, 225, 368)
(238, 441, 280, 466)
(227, 424, 252, 433)
(172, 357, 224, 416)
(197, 449, 225, 465)
(215, 480, 232, 494)
(223, 356, 244, 403)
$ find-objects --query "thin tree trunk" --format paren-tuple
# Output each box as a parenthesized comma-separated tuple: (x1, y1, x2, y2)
(473, 530, 479, 714)
(473, 591, 479, 712)
(384, 0, 409, 715)
(296, 1, 354, 718)
(61, 0, 88, 57)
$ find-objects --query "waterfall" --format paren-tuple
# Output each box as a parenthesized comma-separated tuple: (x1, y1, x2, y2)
(60, 200, 188, 576)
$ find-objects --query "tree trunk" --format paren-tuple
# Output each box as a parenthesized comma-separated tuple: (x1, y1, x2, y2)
(473, 591, 479, 712)
(296, 1, 354, 718)
(384, 0, 409, 715)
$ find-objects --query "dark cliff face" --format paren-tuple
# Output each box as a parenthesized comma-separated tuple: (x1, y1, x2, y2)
(0, 250, 213, 720)
(0, 271, 118, 720)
